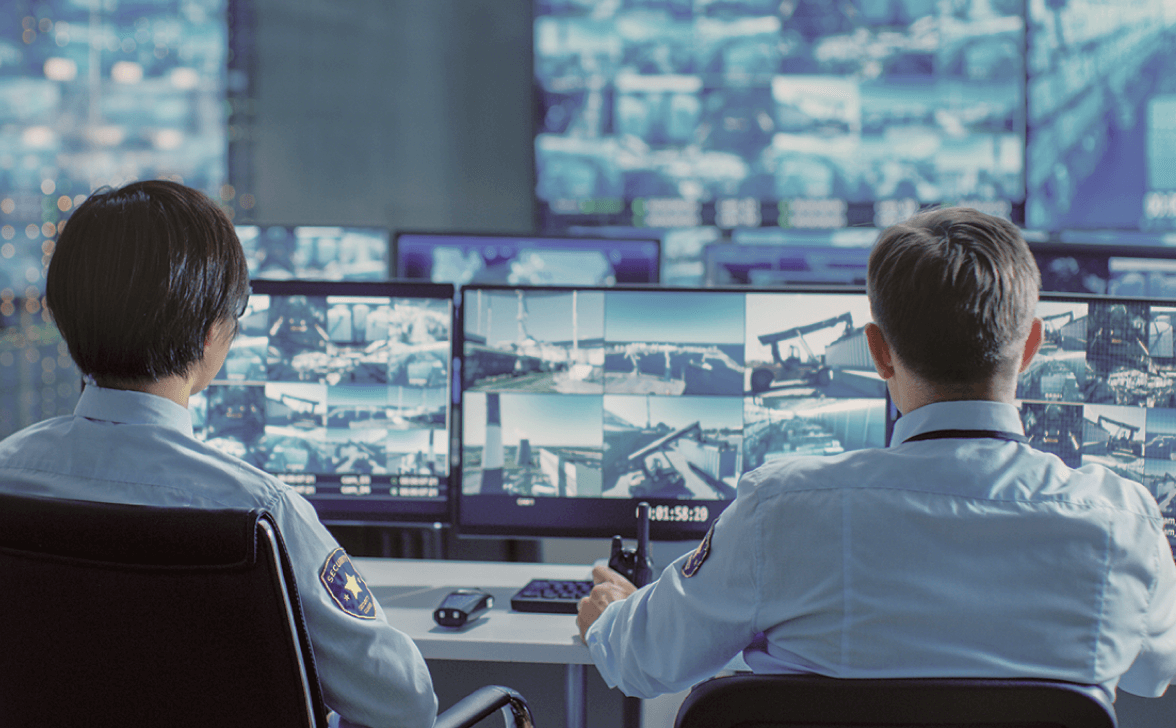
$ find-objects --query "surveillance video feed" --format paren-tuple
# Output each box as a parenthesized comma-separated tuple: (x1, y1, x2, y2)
(743, 292, 886, 471)
(603, 290, 744, 396)
(1026, 0, 1176, 230)
(396, 233, 660, 285)
(461, 287, 889, 517)
(1017, 301, 1088, 403)
(566, 224, 722, 287)
(1017, 297, 1176, 555)
(1031, 233, 1176, 299)
(1145, 406, 1176, 557)
(236, 226, 390, 281)
(198, 289, 452, 515)
(604, 394, 742, 500)
(462, 391, 604, 496)
(535, 0, 1025, 228)
(705, 243, 872, 286)
(464, 288, 606, 394)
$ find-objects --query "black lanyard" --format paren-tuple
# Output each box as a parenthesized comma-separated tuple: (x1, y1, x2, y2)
(903, 429, 1028, 445)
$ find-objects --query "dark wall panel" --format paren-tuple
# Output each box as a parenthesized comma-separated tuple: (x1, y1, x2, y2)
(248, 0, 534, 234)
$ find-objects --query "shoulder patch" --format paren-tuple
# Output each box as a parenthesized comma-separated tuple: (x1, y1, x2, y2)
(319, 548, 377, 619)
(681, 521, 715, 578)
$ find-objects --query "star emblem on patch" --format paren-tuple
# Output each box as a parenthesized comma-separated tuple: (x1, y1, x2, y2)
(319, 548, 377, 619)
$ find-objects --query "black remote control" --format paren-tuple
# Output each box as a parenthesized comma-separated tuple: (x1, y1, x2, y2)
(608, 501, 654, 587)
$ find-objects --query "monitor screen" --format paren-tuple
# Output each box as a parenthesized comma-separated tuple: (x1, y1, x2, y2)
(235, 225, 390, 281)
(534, 0, 1025, 230)
(1025, 1, 1176, 231)
(194, 279, 456, 526)
(1020, 292, 1176, 557)
(457, 284, 887, 539)
(705, 242, 872, 287)
(393, 231, 661, 286)
(564, 224, 724, 287)
(1031, 241, 1176, 298)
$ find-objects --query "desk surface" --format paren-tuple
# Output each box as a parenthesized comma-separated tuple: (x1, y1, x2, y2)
(356, 558, 596, 665)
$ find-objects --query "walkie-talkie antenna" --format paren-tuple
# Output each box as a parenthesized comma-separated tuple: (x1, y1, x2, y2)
(635, 501, 650, 564)
(633, 501, 653, 587)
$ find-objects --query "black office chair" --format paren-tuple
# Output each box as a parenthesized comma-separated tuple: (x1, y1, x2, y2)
(674, 673, 1116, 728)
(0, 491, 533, 728)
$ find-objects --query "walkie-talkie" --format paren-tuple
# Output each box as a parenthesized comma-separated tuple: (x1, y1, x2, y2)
(608, 501, 654, 587)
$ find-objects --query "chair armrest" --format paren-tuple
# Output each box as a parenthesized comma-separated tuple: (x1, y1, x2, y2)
(433, 685, 534, 728)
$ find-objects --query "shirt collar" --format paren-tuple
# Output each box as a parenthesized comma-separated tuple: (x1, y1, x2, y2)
(73, 385, 196, 438)
(889, 400, 1024, 448)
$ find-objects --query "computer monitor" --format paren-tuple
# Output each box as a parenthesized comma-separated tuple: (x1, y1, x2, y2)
(194, 279, 456, 526)
(534, 0, 1025, 230)
(564, 224, 724, 287)
(393, 231, 661, 286)
(705, 243, 872, 287)
(457, 284, 888, 540)
(235, 225, 390, 281)
(1019, 292, 1176, 557)
(1030, 240, 1176, 298)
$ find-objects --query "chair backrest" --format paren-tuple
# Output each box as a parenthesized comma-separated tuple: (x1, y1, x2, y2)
(674, 674, 1117, 728)
(0, 491, 328, 728)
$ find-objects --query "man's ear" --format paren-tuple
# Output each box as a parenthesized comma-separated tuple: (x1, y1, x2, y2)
(865, 323, 895, 380)
(1018, 317, 1044, 373)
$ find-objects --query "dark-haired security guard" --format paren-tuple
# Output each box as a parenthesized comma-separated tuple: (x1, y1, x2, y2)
(0, 181, 436, 728)
(577, 208, 1176, 703)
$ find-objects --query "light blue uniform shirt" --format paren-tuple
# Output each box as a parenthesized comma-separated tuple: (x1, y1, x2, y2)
(586, 400, 1176, 702)
(0, 386, 437, 728)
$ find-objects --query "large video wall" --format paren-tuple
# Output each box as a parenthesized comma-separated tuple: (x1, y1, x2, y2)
(536, 0, 1176, 234)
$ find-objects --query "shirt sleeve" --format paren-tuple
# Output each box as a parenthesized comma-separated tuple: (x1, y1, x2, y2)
(585, 482, 763, 699)
(271, 490, 438, 728)
(1118, 531, 1176, 697)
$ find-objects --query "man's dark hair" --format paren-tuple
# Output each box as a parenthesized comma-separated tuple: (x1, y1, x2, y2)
(867, 207, 1040, 384)
(46, 180, 250, 382)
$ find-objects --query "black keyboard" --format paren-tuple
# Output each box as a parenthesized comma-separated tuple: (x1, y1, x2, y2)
(510, 578, 593, 614)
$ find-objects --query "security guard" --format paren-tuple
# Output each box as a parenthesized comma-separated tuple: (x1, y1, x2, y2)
(0, 181, 436, 728)
(577, 208, 1176, 703)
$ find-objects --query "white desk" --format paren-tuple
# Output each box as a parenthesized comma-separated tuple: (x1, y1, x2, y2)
(359, 557, 1176, 728)
(356, 558, 599, 728)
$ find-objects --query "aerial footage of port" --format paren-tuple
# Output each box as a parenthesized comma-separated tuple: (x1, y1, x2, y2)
(464, 289, 606, 394)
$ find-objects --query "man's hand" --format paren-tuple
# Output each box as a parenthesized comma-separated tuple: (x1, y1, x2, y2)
(577, 564, 638, 642)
